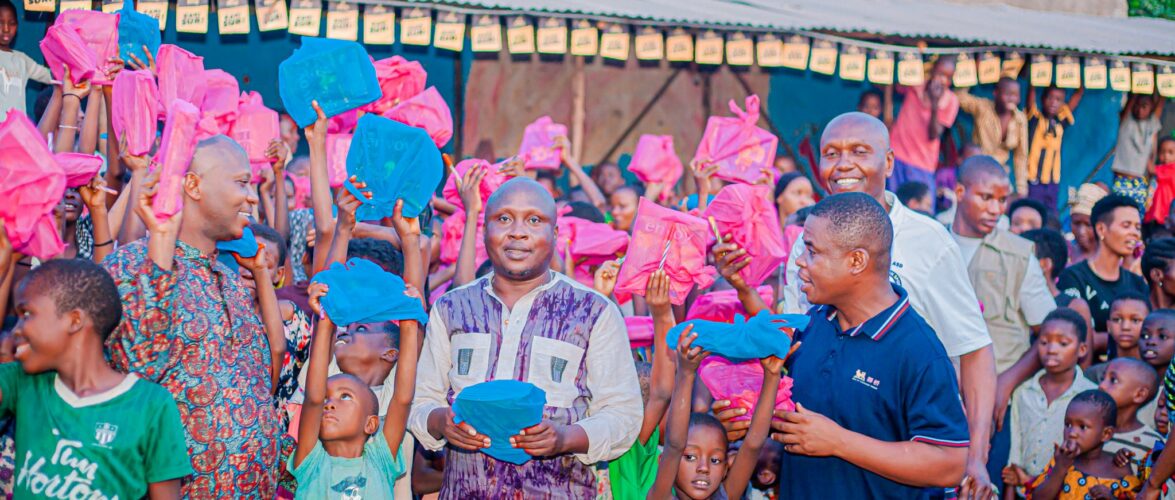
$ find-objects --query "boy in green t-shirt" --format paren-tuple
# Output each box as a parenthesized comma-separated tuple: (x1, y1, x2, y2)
(3, 259, 192, 499)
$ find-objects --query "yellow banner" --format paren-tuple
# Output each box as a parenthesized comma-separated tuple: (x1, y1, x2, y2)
(218, 0, 250, 35)
(1157, 66, 1175, 98)
(1029, 54, 1052, 87)
(1055, 56, 1080, 89)
(471, 15, 501, 53)
(25, 0, 55, 14)
(868, 50, 894, 85)
(1084, 57, 1106, 89)
(600, 27, 629, 61)
(781, 35, 809, 70)
(1001, 51, 1024, 78)
(756, 34, 783, 67)
(808, 40, 837, 75)
(433, 13, 465, 52)
(952, 52, 977, 88)
(400, 9, 431, 46)
(362, 5, 393, 45)
(507, 17, 534, 54)
(839, 46, 866, 81)
(537, 18, 566, 54)
(634, 27, 662, 61)
(1109, 60, 1131, 92)
(59, 0, 91, 12)
(694, 31, 723, 65)
(897, 52, 924, 87)
(666, 30, 692, 62)
(326, 1, 358, 41)
(725, 33, 752, 66)
(101, 0, 121, 13)
(138, 0, 169, 30)
(177, 0, 210, 34)
(570, 21, 598, 56)
(977, 51, 1000, 84)
(255, 0, 287, 31)
(1132, 63, 1155, 94)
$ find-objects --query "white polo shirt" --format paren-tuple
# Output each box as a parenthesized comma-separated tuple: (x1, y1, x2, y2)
(783, 192, 993, 358)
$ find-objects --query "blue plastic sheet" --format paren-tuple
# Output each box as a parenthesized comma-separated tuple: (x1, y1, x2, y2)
(216, 225, 259, 258)
(344, 114, 442, 221)
(667, 310, 808, 362)
(313, 258, 428, 326)
(117, 1, 160, 63)
(278, 37, 380, 128)
(453, 380, 547, 465)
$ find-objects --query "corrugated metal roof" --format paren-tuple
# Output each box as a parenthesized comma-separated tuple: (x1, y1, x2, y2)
(415, 0, 1175, 56)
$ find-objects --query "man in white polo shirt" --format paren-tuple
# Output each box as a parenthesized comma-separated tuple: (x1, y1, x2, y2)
(718, 112, 996, 499)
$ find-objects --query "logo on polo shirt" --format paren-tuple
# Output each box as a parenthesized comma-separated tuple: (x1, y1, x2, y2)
(888, 270, 902, 287)
(852, 369, 881, 390)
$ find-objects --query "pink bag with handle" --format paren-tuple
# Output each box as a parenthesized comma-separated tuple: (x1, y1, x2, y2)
(629, 135, 683, 199)
(703, 183, 787, 287)
(362, 56, 427, 115)
(687, 287, 775, 324)
(156, 44, 206, 111)
(518, 116, 567, 170)
(694, 95, 778, 185)
(328, 109, 359, 134)
(201, 69, 240, 129)
(615, 198, 715, 305)
(556, 216, 629, 269)
(152, 100, 201, 219)
(111, 69, 161, 156)
(0, 110, 67, 259)
(383, 87, 452, 149)
(326, 134, 352, 188)
(230, 91, 280, 181)
(55, 153, 104, 188)
(699, 357, 795, 422)
(56, 10, 119, 85)
(441, 158, 508, 210)
(40, 23, 99, 83)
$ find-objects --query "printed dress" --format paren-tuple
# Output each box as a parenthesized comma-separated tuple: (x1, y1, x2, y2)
(1026, 457, 1141, 499)
(104, 240, 281, 498)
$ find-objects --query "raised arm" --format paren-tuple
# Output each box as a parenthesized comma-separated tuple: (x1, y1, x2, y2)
(54, 69, 90, 154)
(391, 200, 425, 295)
(267, 140, 292, 240)
(237, 245, 287, 390)
(324, 178, 370, 269)
(712, 239, 768, 317)
(383, 298, 422, 460)
(1067, 87, 1084, 112)
(77, 80, 104, 155)
(454, 164, 486, 288)
(648, 327, 703, 499)
(37, 84, 62, 140)
(642, 270, 676, 444)
(883, 84, 895, 128)
(294, 283, 334, 469)
(557, 136, 607, 210)
(304, 102, 335, 274)
(723, 356, 785, 500)
(78, 176, 114, 263)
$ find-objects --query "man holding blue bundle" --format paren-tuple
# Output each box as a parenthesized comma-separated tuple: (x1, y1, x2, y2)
(409, 178, 643, 498)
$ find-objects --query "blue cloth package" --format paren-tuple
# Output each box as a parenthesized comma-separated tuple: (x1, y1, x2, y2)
(452, 380, 547, 465)
(278, 37, 380, 128)
(667, 310, 808, 362)
(344, 114, 443, 221)
(117, 0, 161, 63)
(216, 226, 260, 258)
(313, 258, 428, 326)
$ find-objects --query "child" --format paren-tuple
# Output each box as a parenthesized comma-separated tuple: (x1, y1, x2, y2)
(1024, 85, 1083, 210)
(1139, 309, 1175, 428)
(1099, 357, 1163, 458)
(0, 0, 52, 115)
(1086, 292, 1152, 383)
(743, 439, 784, 500)
(1112, 94, 1166, 209)
(956, 77, 1028, 195)
(648, 328, 783, 500)
(290, 281, 420, 499)
(1026, 390, 1141, 499)
(1, 259, 192, 498)
(1006, 307, 1097, 480)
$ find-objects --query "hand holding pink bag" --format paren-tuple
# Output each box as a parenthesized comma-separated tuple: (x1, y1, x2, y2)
(0, 111, 66, 259)
(703, 183, 787, 287)
(156, 44, 206, 111)
(614, 198, 715, 305)
(518, 116, 567, 170)
(152, 100, 201, 219)
(362, 56, 427, 115)
(111, 69, 161, 156)
(694, 95, 778, 185)
(383, 87, 452, 149)
(40, 23, 99, 83)
(55, 10, 119, 85)
(230, 91, 280, 182)
(55, 153, 104, 188)
(628, 135, 683, 199)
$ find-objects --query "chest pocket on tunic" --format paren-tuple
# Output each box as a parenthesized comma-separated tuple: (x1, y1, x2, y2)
(450, 333, 491, 391)
(527, 337, 586, 408)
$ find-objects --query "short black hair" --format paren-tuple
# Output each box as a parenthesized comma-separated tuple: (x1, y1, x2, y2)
(1143, 238, 1175, 287)
(957, 155, 1008, 187)
(18, 259, 122, 341)
(347, 238, 404, 276)
(808, 192, 893, 270)
(1043, 307, 1088, 342)
(1158, 136, 1175, 152)
(1110, 291, 1151, 314)
(1043, 86, 1067, 100)
(248, 223, 288, 266)
(774, 172, 807, 200)
(1090, 194, 1140, 240)
(0, 0, 15, 18)
(1110, 357, 1159, 405)
(857, 88, 883, 109)
(1070, 389, 1117, 428)
(687, 412, 728, 445)
(1009, 198, 1049, 225)
(790, 206, 813, 226)
(352, 320, 401, 348)
(895, 181, 930, 207)
(566, 201, 605, 224)
(1021, 229, 1068, 280)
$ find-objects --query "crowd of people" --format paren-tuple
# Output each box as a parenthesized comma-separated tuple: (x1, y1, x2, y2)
(4, 0, 1175, 498)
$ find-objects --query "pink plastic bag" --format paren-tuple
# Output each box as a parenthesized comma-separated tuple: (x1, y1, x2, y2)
(56, 10, 119, 85)
(152, 100, 201, 219)
(362, 56, 427, 115)
(326, 134, 352, 188)
(629, 135, 683, 199)
(518, 116, 567, 170)
(328, 109, 359, 134)
(615, 198, 715, 305)
(230, 91, 280, 166)
(0, 110, 67, 259)
(694, 95, 778, 185)
(156, 44, 206, 111)
(383, 87, 452, 149)
(111, 69, 160, 156)
(55, 153, 104, 188)
(687, 287, 775, 324)
(556, 216, 629, 268)
(40, 23, 99, 83)
(699, 357, 794, 422)
(703, 184, 786, 287)
(439, 210, 488, 267)
(625, 316, 655, 350)
(201, 69, 240, 129)
(441, 159, 509, 210)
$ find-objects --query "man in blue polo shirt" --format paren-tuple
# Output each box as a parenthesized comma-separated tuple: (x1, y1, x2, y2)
(774, 192, 970, 497)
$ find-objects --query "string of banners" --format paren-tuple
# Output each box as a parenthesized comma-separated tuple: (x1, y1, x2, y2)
(29, 0, 1175, 97)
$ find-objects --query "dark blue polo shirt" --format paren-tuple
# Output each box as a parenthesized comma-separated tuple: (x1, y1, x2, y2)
(778, 284, 970, 498)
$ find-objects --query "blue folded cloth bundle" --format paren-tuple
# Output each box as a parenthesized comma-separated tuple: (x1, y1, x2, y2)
(667, 310, 808, 362)
(313, 258, 428, 326)
(278, 37, 380, 127)
(344, 114, 443, 221)
(215, 226, 258, 274)
(453, 380, 547, 465)
(117, 1, 161, 63)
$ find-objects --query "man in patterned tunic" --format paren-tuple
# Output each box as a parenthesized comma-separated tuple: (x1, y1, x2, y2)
(410, 178, 643, 497)
(104, 136, 280, 498)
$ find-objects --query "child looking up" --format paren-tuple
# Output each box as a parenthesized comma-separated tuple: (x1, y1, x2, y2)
(1099, 357, 1162, 458)
(291, 281, 421, 499)
(1027, 390, 1141, 499)
(0, 0, 52, 115)
(648, 328, 784, 500)
(2, 259, 192, 498)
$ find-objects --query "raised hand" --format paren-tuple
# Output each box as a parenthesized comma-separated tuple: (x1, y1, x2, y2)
(307, 282, 329, 319)
(134, 170, 181, 236)
(119, 141, 151, 173)
(645, 269, 672, 317)
(391, 199, 422, 240)
(78, 176, 113, 211)
(266, 139, 290, 170)
(712, 239, 750, 291)
(676, 325, 707, 372)
(459, 163, 488, 216)
(304, 100, 328, 147)
(335, 176, 371, 230)
(593, 260, 620, 297)
(126, 46, 157, 76)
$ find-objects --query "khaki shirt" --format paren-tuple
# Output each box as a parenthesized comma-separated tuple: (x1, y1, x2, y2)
(957, 90, 1029, 194)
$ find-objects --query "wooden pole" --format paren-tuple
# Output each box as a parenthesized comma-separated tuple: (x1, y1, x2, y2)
(571, 57, 587, 165)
